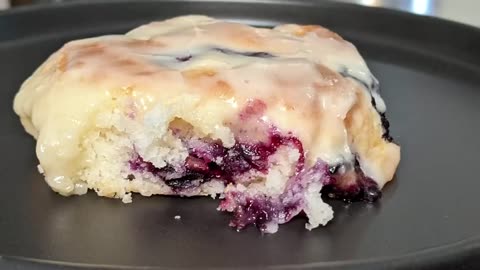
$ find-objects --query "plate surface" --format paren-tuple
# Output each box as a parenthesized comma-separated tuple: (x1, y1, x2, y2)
(1, 1, 480, 269)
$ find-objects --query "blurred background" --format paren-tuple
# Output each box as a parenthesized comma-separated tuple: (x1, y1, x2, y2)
(1, 0, 479, 27)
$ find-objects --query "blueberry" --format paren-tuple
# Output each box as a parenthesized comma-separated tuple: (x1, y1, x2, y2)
(322, 159, 382, 202)
(363, 184, 382, 202)
(328, 165, 340, 175)
(176, 55, 192, 62)
(242, 51, 274, 58)
(380, 113, 393, 142)
(165, 173, 203, 190)
(213, 47, 274, 58)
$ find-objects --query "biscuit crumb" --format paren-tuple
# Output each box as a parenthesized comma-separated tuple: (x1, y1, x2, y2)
(37, 164, 44, 174)
(122, 193, 133, 203)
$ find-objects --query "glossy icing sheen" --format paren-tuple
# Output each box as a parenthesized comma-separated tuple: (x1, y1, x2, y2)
(13, 15, 400, 195)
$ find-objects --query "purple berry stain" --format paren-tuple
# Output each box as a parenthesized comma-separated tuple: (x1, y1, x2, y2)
(128, 99, 383, 231)
(128, 129, 305, 192)
(220, 193, 300, 232)
(219, 160, 331, 232)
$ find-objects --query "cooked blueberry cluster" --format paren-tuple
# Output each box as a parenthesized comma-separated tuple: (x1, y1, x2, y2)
(129, 131, 304, 191)
(129, 129, 381, 231)
(324, 160, 381, 202)
(128, 94, 385, 231)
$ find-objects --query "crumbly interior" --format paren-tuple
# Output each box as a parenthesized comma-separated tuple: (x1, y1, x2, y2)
(75, 104, 223, 202)
(54, 100, 333, 232)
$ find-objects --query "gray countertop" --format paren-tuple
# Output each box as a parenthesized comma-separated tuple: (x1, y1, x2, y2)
(339, 0, 479, 27)
(2, 0, 479, 28)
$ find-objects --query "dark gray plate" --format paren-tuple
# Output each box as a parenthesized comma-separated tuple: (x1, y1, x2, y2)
(0, 1, 479, 269)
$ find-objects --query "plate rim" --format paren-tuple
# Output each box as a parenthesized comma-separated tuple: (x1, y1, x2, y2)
(1, 1, 479, 269)
(2, 235, 480, 269)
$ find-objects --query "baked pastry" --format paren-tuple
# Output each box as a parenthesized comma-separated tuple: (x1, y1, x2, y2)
(13, 15, 400, 233)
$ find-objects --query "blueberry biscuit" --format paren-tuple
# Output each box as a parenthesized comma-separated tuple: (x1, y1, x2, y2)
(14, 16, 400, 233)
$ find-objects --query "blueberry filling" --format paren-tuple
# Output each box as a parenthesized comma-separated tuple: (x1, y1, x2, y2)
(174, 48, 275, 63)
(379, 113, 393, 142)
(164, 173, 205, 190)
(339, 67, 394, 143)
(129, 130, 304, 192)
(325, 175, 381, 202)
(339, 67, 374, 91)
(130, 133, 380, 201)
(328, 164, 340, 175)
(213, 48, 274, 58)
(175, 55, 192, 62)
(184, 131, 305, 183)
(220, 133, 305, 176)
(129, 157, 204, 191)
(220, 160, 332, 232)
(130, 133, 381, 231)
(370, 96, 393, 142)
(220, 192, 301, 232)
(129, 94, 383, 231)
(324, 159, 381, 202)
